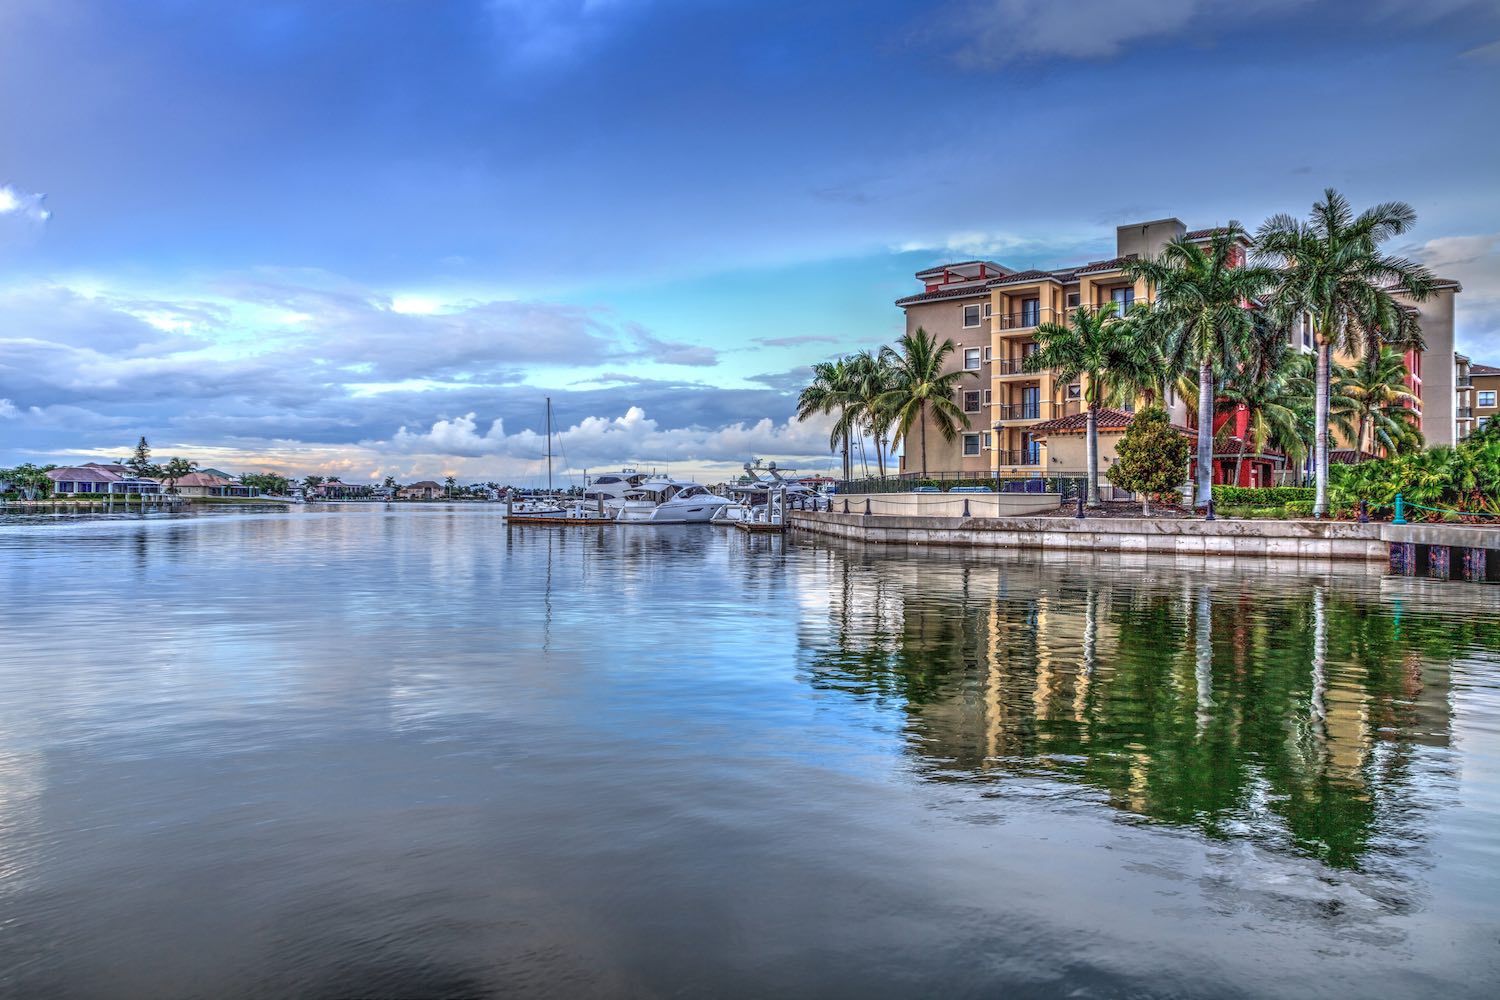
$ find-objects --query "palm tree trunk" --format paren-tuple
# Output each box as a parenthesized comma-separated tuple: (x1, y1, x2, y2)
(1085, 402, 1100, 507)
(1232, 437, 1246, 489)
(1197, 360, 1214, 507)
(842, 430, 850, 482)
(1358, 413, 1369, 459)
(1314, 341, 1331, 517)
(920, 404, 929, 476)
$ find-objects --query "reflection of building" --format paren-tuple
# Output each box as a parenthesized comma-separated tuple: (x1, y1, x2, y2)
(805, 544, 1463, 867)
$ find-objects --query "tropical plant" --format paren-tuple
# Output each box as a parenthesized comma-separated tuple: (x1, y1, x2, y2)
(444, 475, 457, 497)
(159, 457, 198, 493)
(1106, 406, 1191, 514)
(1256, 189, 1435, 516)
(796, 357, 858, 481)
(846, 349, 896, 478)
(241, 472, 290, 496)
(1213, 312, 1310, 487)
(0, 463, 57, 499)
(878, 327, 977, 477)
(1025, 303, 1161, 506)
(1334, 346, 1422, 458)
(1331, 420, 1500, 520)
(1125, 225, 1279, 507)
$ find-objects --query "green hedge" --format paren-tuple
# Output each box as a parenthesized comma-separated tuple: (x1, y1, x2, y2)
(1210, 486, 1315, 507)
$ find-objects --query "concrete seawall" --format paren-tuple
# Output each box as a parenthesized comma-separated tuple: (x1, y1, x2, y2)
(789, 510, 1500, 566)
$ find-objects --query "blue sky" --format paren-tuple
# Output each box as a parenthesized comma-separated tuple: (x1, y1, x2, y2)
(2, 0, 1498, 484)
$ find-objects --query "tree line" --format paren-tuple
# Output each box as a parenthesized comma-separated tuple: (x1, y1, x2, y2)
(797, 189, 1435, 516)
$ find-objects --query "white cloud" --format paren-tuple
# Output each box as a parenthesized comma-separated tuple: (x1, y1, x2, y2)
(388, 405, 835, 471)
(1411, 232, 1500, 358)
(0, 398, 19, 418)
(0, 184, 50, 221)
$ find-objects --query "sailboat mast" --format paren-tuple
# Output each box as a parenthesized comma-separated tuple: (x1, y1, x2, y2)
(546, 396, 553, 493)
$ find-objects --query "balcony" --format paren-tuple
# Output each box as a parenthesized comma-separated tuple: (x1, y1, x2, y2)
(994, 401, 1051, 423)
(1458, 407, 1474, 418)
(994, 448, 1043, 467)
(998, 307, 1064, 332)
(994, 357, 1041, 376)
(1458, 376, 1474, 387)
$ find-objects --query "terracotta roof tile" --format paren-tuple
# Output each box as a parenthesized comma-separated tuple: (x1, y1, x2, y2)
(1470, 362, 1500, 375)
(893, 285, 992, 306)
(1028, 407, 1136, 434)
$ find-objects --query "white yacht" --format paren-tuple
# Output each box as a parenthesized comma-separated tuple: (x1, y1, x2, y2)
(612, 478, 735, 524)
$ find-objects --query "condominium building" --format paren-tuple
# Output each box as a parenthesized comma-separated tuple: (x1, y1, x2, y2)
(893, 216, 1463, 481)
(1472, 362, 1500, 435)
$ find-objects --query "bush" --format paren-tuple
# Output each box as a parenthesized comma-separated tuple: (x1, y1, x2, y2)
(1331, 425, 1500, 521)
(1107, 407, 1191, 513)
(1210, 486, 1315, 507)
(1285, 500, 1315, 517)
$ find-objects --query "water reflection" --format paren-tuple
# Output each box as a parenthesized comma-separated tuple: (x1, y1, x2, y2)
(803, 548, 1490, 869)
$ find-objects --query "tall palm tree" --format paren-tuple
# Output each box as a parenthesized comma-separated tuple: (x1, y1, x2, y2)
(1255, 189, 1434, 516)
(1125, 225, 1278, 507)
(796, 357, 858, 480)
(878, 327, 976, 477)
(1215, 316, 1307, 487)
(846, 349, 896, 478)
(1336, 347, 1422, 458)
(1025, 303, 1160, 506)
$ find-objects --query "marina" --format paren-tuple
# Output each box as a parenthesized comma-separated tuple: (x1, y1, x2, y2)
(1, 506, 1496, 997)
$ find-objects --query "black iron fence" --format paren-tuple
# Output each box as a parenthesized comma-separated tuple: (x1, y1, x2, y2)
(835, 472, 1089, 500)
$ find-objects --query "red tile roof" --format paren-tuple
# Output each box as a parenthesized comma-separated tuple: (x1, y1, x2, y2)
(1029, 408, 1136, 434)
(893, 284, 992, 306)
(47, 466, 122, 484)
(1471, 362, 1500, 375)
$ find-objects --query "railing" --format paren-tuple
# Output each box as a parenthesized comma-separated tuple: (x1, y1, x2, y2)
(1457, 377, 1474, 387)
(994, 401, 1052, 422)
(835, 473, 1086, 498)
(1458, 407, 1474, 418)
(998, 307, 1064, 330)
(994, 449, 1043, 466)
(995, 357, 1042, 375)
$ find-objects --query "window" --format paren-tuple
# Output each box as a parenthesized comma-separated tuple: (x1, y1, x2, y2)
(982, 302, 993, 319)
(1301, 314, 1313, 349)
(1066, 292, 1081, 309)
(1021, 432, 1040, 464)
(964, 348, 982, 370)
(1479, 391, 1497, 408)
(1479, 417, 1490, 431)
(1067, 383, 1081, 400)
(1021, 298, 1040, 327)
(1111, 287, 1135, 314)
(963, 433, 981, 456)
(1020, 385, 1041, 420)
(983, 389, 992, 405)
(981, 431, 992, 449)
(963, 390, 982, 413)
(1021, 341, 1040, 360)
(983, 346, 992, 361)
(963, 303, 981, 328)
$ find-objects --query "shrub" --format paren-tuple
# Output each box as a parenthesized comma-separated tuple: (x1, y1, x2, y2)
(1107, 407, 1191, 515)
(1285, 500, 1315, 517)
(1211, 486, 1315, 507)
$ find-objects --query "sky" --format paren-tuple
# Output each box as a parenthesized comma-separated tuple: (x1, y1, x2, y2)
(2, 0, 1498, 486)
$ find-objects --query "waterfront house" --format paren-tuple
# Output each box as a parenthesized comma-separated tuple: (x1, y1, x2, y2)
(47, 464, 163, 496)
(893, 215, 1463, 484)
(312, 481, 373, 499)
(168, 472, 260, 498)
(398, 480, 444, 500)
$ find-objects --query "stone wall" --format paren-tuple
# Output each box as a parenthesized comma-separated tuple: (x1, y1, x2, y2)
(787, 511, 1500, 564)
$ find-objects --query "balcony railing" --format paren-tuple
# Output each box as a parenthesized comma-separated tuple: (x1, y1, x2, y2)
(994, 401, 1050, 423)
(998, 307, 1064, 330)
(994, 449, 1043, 466)
(994, 357, 1042, 375)
(1458, 407, 1474, 418)
(1457, 377, 1474, 387)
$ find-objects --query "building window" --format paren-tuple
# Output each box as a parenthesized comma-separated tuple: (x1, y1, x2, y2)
(963, 303, 981, 328)
(1479, 391, 1497, 408)
(1111, 287, 1135, 314)
(1021, 341, 1039, 360)
(1066, 292, 1080, 309)
(981, 431, 992, 449)
(983, 346, 992, 361)
(964, 348, 982, 370)
(1067, 383, 1081, 400)
(963, 390, 982, 412)
(983, 389, 992, 405)
(1301, 314, 1313, 349)
(1479, 417, 1491, 430)
(963, 433, 981, 456)
(1021, 298, 1040, 326)
(982, 302, 993, 319)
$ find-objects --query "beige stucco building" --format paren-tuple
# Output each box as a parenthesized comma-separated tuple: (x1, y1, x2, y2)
(892, 215, 1464, 480)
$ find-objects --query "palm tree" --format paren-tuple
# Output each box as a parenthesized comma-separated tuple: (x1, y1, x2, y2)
(159, 457, 198, 494)
(1255, 189, 1434, 516)
(1125, 225, 1278, 507)
(1214, 311, 1307, 486)
(796, 357, 858, 481)
(846, 349, 896, 478)
(1336, 347, 1422, 458)
(878, 327, 976, 477)
(1025, 303, 1161, 506)
(444, 475, 457, 498)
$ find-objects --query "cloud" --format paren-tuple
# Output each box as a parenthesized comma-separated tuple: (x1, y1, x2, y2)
(0, 398, 19, 419)
(753, 335, 840, 348)
(0, 184, 49, 222)
(387, 405, 835, 471)
(1410, 232, 1500, 358)
(944, 0, 1305, 67)
(621, 322, 719, 367)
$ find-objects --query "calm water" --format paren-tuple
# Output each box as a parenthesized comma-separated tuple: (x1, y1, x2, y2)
(2, 506, 1498, 998)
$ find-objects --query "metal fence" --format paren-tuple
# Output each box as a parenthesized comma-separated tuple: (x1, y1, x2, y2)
(835, 473, 1096, 500)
